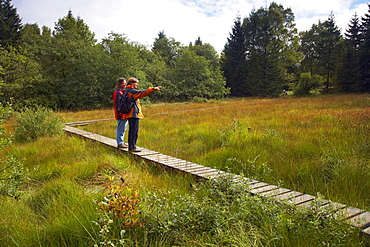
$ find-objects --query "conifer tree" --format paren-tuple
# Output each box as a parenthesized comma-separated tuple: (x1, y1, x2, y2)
(315, 13, 342, 92)
(359, 3, 370, 92)
(0, 0, 22, 48)
(221, 16, 248, 96)
(345, 13, 362, 50)
(53, 10, 95, 43)
(338, 13, 361, 92)
(152, 31, 180, 66)
(243, 3, 296, 97)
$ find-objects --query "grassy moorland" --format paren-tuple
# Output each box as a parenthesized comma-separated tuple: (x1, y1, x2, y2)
(0, 94, 368, 246)
(73, 94, 370, 211)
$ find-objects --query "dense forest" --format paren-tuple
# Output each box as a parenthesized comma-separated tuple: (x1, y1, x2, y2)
(1, 0, 370, 110)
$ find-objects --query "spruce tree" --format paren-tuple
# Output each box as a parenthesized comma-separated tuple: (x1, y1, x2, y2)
(53, 10, 95, 43)
(243, 3, 295, 97)
(338, 13, 361, 92)
(360, 3, 370, 92)
(345, 13, 362, 50)
(0, 0, 22, 48)
(221, 16, 248, 96)
(152, 31, 180, 66)
(315, 13, 342, 93)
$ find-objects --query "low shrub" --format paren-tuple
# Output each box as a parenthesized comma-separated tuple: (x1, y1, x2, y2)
(14, 105, 64, 142)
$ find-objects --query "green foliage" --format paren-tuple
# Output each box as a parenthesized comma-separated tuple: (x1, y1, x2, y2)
(1, 99, 369, 246)
(0, 156, 28, 199)
(300, 13, 343, 93)
(1, 1, 368, 110)
(152, 31, 180, 66)
(14, 105, 63, 142)
(0, 47, 51, 110)
(94, 176, 143, 246)
(294, 72, 323, 96)
(222, 3, 301, 97)
(141, 175, 362, 246)
(0, 101, 11, 148)
(54, 10, 95, 43)
(0, 101, 28, 200)
(168, 48, 229, 100)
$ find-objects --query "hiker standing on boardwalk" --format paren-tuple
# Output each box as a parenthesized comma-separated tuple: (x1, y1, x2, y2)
(113, 78, 128, 149)
(124, 77, 161, 152)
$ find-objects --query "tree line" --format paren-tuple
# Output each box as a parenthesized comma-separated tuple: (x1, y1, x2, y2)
(222, 2, 370, 97)
(1, 0, 369, 110)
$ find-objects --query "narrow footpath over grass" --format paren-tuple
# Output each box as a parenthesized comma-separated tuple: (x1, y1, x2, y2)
(64, 120, 370, 239)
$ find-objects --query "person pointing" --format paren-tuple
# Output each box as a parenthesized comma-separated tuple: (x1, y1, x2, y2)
(124, 77, 161, 152)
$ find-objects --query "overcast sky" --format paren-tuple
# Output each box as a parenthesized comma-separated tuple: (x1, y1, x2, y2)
(11, 0, 370, 54)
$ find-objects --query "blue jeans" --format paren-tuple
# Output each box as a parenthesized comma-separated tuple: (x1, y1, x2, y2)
(116, 120, 128, 146)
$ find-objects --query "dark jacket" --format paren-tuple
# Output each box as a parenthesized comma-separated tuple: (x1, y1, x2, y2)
(124, 85, 156, 119)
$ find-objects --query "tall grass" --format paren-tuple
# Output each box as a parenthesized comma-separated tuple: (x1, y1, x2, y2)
(76, 94, 370, 210)
(0, 133, 196, 246)
(0, 94, 368, 246)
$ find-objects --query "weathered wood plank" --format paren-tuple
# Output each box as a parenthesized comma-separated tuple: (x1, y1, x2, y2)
(297, 198, 330, 209)
(363, 226, 370, 235)
(183, 166, 215, 173)
(130, 148, 160, 156)
(196, 170, 225, 179)
(248, 182, 270, 190)
(347, 212, 370, 229)
(251, 185, 279, 194)
(334, 207, 363, 220)
(261, 188, 291, 197)
(288, 194, 315, 205)
(273, 191, 302, 200)
(323, 202, 347, 212)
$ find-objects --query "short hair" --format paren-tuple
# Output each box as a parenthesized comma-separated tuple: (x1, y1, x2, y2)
(115, 77, 126, 90)
(127, 77, 139, 85)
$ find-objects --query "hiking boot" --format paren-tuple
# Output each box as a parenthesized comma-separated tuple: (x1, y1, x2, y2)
(129, 148, 141, 152)
(117, 144, 128, 148)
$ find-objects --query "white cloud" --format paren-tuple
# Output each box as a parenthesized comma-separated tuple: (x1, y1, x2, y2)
(11, 0, 370, 53)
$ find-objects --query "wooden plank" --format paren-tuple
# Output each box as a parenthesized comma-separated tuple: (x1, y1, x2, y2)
(130, 148, 160, 156)
(172, 165, 214, 175)
(248, 182, 270, 190)
(177, 165, 207, 172)
(273, 191, 302, 200)
(197, 170, 225, 179)
(172, 163, 199, 170)
(183, 166, 215, 173)
(165, 162, 200, 168)
(251, 185, 279, 194)
(232, 176, 259, 185)
(347, 212, 370, 228)
(161, 161, 191, 168)
(323, 202, 347, 212)
(260, 187, 291, 197)
(63, 126, 92, 135)
(288, 194, 315, 205)
(334, 207, 363, 220)
(142, 154, 179, 161)
(362, 226, 370, 235)
(298, 198, 330, 209)
(185, 167, 215, 173)
(144, 156, 189, 166)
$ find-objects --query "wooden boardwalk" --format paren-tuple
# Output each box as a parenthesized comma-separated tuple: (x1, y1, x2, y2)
(63, 123, 370, 238)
